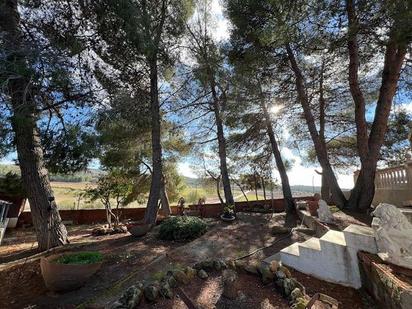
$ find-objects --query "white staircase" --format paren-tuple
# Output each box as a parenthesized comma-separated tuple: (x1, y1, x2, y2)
(266, 224, 377, 288)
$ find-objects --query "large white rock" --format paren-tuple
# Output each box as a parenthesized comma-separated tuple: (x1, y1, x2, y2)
(372, 203, 412, 270)
(318, 199, 333, 224)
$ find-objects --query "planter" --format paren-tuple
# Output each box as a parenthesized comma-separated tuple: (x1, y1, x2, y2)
(220, 214, 236, 222)
(40, 253, 102, 292)
(127, 223, 152, 237)
(307, 200, 319, 216)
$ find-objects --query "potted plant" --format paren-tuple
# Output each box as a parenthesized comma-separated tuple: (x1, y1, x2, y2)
(40, 251, 103, 292)
(220, 204, 236, 222)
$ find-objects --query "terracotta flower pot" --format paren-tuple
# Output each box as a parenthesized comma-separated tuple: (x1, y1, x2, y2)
(127, 223, 152, 237)
(307, 200, 319, 216)
(40, 253, 102, 292)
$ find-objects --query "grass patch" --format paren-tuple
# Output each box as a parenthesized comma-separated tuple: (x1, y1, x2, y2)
(54, 251, 103, 265)
(158, 216, 207, 241)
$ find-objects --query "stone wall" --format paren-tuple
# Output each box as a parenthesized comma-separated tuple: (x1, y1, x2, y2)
(358, 252, 412, 309)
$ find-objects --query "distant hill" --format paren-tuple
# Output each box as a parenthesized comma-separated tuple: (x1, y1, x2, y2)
(0, 164, 104, 182)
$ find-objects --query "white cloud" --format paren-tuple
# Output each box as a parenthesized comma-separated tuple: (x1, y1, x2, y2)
(177, 162, 198, 178)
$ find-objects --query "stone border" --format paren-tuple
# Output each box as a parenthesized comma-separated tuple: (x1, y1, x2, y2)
(108, 258, 314, 309)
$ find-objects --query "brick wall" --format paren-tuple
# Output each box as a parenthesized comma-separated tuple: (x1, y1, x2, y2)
(17, 196, 315, 226)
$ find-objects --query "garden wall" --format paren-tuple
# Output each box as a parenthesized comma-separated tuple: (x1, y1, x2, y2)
(17, 196, 315, 226)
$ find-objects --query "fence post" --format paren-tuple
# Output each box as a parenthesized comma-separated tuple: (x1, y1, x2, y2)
(406, 160, 412, 190)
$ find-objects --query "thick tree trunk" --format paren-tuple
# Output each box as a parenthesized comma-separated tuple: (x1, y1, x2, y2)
(261, 99, 296, 215)
(1, 0, 68, 251)
(345, 0, 408, 211)
(144, 59, 163, 224)
(285, 44, 347, 209)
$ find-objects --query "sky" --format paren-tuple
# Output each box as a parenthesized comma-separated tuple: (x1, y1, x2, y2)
(1, 0, 411, 191)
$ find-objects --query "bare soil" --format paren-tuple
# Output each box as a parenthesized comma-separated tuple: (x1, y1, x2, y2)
(0, 213, 372, 308)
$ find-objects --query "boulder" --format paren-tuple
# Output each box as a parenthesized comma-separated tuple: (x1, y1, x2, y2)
(222, 269, 238, 300)
(197, 269, 208, 279)
(144, 285, 159, 302)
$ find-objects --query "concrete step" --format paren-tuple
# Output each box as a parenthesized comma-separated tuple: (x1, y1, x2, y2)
(343, 224, 377, 253)
(279, 242, 300, 269)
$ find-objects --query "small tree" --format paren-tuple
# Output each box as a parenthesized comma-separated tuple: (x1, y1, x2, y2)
(85, 172, 135, 228)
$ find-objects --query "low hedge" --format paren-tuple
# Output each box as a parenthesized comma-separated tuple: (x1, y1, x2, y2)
(54, 252, 103, 265)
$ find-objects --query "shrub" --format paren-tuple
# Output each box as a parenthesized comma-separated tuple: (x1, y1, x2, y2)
(158, 216, 207, 241)
(54, 252, 103, 265)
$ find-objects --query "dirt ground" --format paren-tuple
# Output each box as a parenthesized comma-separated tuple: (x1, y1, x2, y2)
(0, 213, 372, 309)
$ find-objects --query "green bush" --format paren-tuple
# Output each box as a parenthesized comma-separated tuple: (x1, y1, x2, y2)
(54, 251, 103, 265)
(158, 216, 207, 241)
(0, 172, 25, 197)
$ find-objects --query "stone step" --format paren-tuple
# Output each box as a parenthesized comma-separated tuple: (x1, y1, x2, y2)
(343, 224, 377, 253)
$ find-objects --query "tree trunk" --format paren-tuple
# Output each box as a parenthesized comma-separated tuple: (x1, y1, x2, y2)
(321, 173, 332, 204)
(254, 173, 259, 201)
(160, 176, 171, 216)
(260, 99, 296, 215)
(210, 82, 235, 206)
(285, 44, 347, 209)
(1, 0, 68, 251)
(345, 0, 408, 211)
(261, 176, 267, 200)
(144, 59, 163, 224)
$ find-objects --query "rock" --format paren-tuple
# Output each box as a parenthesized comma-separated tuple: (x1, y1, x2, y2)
(275, 279, 285, 294)
(185, 266, 197, 279)
(111, 285, 143, 309)
(290, 297, 308, 309)
(144, 285, 159, 302)
(159, 282, 173, 299)
(318, 199, 334, 224)
(269, 260, 280, 273)
(372, 203, 412, 269)
(272, 226, 292, 235)
(92, 225, 110, 236)
(213, 260, 222, 271)
(193, 260, 214, 271)
(197, 269, 208, 279)
(226, 259, 237, 270)
(243, 262, 259, 275)
(222, 269, 238, 300)
(258, 264, 274, 285)
(290, 288, 304, 303)
(283, 278, 297, 296)
(173, 270, 189, 285)
(128, 224, 151, 237)
(165, 275, 177, 288)
(275, 270, 286, 280)
(278, 266, 291, 278)
(234, 260, 246, 270)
